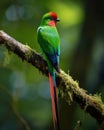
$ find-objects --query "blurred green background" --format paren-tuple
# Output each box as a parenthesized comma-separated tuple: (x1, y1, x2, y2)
(0, 0, 104, 130)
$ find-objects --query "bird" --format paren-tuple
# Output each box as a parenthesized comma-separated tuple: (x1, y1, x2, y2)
(37, 12, 60, 130)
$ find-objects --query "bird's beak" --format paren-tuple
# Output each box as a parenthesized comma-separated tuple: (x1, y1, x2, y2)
(56, 18, 60, 22)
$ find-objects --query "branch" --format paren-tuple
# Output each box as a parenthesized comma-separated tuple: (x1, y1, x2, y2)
(0, 31, 104, 127)
(0, 30, 48, 75)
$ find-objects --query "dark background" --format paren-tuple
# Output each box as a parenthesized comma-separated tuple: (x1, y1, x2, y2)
(0, 0, 104, 130)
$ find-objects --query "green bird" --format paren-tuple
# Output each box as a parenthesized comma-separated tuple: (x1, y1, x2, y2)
(37, 12, 60, 130)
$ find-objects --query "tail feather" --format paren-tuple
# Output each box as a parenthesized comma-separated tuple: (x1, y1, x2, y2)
(49, 73, 60, 130)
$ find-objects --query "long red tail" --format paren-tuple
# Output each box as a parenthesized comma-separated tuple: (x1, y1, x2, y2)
(49, 73, 60, 130)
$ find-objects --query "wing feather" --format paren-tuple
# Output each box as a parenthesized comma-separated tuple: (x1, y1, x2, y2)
(37, 26, 60, 55)
(37, 26, 60, 71)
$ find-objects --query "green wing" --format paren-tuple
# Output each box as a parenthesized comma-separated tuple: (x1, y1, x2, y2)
(37, 25, 60, 73)
(37, 26, 60, 56)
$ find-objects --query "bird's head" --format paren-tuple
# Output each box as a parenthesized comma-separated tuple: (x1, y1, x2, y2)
(41, 12, 60, 26)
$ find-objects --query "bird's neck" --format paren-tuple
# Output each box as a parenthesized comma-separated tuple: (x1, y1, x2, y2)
(48, 21, 56, 26)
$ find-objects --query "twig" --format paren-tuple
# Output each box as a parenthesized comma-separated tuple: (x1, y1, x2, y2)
(0, 31, 104, 128)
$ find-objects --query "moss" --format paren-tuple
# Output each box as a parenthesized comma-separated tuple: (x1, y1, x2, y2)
(92, 94, 104, 114)
(24, 45, 34, 60)
(3, 49, 12, 66)
(67, 91, 73, 104)
(6, 41, 15, 51)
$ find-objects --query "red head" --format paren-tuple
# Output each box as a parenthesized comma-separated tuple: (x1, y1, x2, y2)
(41, 12, 60, 26)
(50, 12, 60, 22)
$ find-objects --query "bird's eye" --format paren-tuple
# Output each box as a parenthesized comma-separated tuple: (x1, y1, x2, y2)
(50, 17, 54, 20)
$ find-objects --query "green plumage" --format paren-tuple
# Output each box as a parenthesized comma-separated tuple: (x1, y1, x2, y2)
(38, 26, 60, 55)
(37, 17, 60, 75)
(37, 25, 60, 74)
(37, 12, 60, 130)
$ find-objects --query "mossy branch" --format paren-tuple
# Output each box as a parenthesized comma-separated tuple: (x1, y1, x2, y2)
(0, 31, 104, 127)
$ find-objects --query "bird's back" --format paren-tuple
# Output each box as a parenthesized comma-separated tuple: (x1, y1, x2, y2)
(37, 25, 60, 73)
